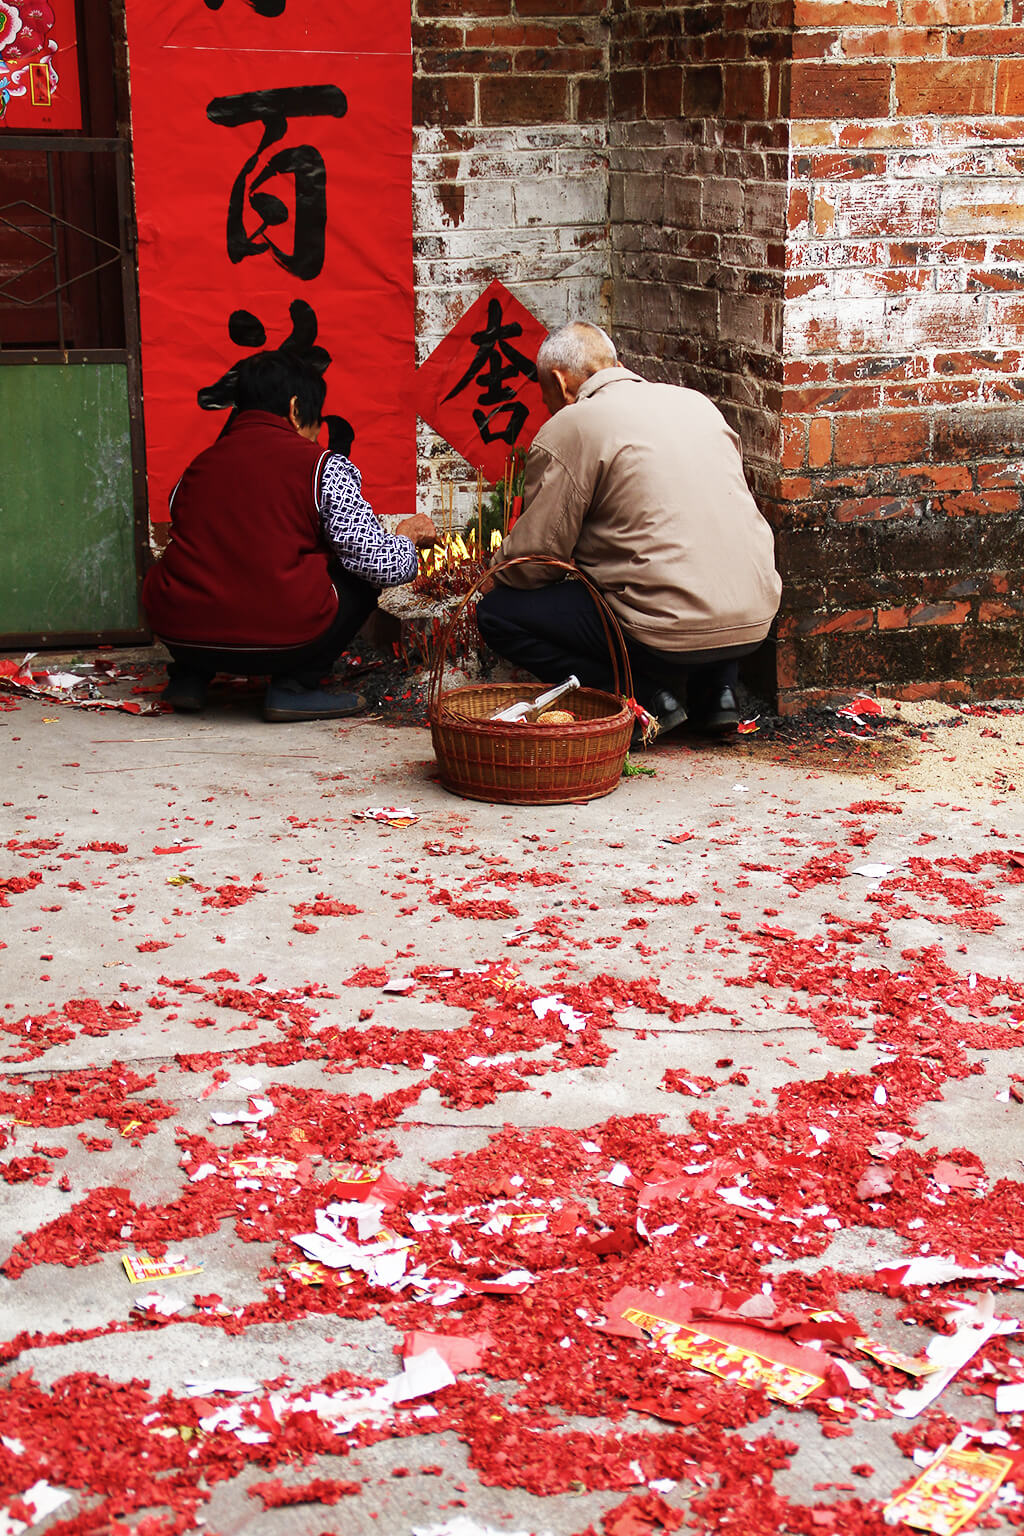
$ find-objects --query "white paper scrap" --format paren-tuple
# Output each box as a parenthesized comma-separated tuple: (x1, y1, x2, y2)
(0, 1481, 71, 1536)
(381, 1347, 456, 1405)
(383, 977, 418, 994)
(531, 995, 587, 1032)
(184, 1377, 260, 1396)
(366, 1248, 409, 1288)
(877, 1254, 1024, 1286)
(210, 1096, 274, 1126)
(413, 1519, 550, 1536)
(996, 1383, 1024, 1413)
(891, 1296, 1018, 1418)
(357, 806, 419, 824)
(291, 1231, 355, 1269)
(606, 1162, 632, 1188)
(198, 1403, 248, 1435)
(133, 1291, 186, 1318)
(852, 863, 894, 879)
(833, 1358, 874, 1392)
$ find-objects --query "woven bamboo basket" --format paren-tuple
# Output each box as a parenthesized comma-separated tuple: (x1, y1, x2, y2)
(429, 558, 635, 805)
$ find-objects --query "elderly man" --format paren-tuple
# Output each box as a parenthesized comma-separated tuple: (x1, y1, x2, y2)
(476, 322, 781, 734)
(144, 350, 437, 721)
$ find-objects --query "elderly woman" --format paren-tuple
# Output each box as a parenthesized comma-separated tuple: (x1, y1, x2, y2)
(144, 350, 436, 721)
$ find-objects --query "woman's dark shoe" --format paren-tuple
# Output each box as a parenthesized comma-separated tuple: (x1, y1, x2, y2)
(161, 675, 207, 713)
(263, 680, 366, 722)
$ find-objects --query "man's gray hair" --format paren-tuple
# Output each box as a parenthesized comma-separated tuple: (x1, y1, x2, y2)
(536, 321, 617, 382)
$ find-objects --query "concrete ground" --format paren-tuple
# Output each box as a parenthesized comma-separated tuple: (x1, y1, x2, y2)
(2, 657, 1023, 1535)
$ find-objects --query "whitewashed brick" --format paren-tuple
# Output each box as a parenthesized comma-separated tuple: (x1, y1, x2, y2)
(513, 174, 607, 228)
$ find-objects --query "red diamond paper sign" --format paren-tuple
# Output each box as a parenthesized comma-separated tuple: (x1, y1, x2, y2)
(416, 280, 547, 481)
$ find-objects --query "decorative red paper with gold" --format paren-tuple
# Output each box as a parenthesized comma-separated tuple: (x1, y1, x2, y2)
(416, 279, 548, 483)
(125, 0, 414, 524)
(0, 0, 82, 131)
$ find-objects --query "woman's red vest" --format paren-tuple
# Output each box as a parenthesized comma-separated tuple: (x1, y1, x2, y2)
(142, 411, 338, 647)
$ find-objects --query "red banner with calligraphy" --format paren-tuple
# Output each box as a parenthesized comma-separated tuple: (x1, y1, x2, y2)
(125, 0, 414, 524)
(415, 280, 548, 484)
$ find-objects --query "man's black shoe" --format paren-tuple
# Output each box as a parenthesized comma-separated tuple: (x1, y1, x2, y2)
(162, 675, 207, 713)
(691, 685, 740, 733)
(646, 687, 688, 736)
(263, 680, 366, 723)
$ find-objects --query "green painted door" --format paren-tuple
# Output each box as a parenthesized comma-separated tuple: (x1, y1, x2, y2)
(0, 363, 142, 643)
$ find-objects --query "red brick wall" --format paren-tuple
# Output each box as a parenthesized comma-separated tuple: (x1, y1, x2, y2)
(776, 0, 1024, 710)
(407, 3, 1024, 712)
(608, 1, 791, 497)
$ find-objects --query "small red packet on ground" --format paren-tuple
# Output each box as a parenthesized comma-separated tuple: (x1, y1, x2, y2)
(228, 1155, 307, 1181)
(353, 806, 419, 827)
(122, 1253, 204, 1284)
(606, 1287, 836, 1406)
(622, 1305, 826, 1406)
(854, 1335, 939, 1378)
(284, 1261, 355, 1288)
(328, 1160, 383, 1196)
(883, 1446, 1015, 1534)
(327, 1163, 408, 1208)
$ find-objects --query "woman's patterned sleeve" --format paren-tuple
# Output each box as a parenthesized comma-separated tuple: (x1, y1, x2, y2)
(317, 454, 417, 587)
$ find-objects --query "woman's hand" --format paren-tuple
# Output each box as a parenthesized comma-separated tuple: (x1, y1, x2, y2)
(396, 514, 440, 548)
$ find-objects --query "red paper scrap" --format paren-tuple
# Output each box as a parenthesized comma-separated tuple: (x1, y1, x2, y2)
(603, 1490, 686, 1535)
(838, 696, 883, 719)
(402, 1330, 495, 1373)
(250, 1476, 361, 1508)
(931, 1160, 985, 1192)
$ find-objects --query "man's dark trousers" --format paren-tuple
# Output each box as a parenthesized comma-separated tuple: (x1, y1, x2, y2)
(476, 579, 757, 712)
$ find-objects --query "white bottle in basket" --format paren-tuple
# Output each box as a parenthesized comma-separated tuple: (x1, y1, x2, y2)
(489, 676, 580, 724)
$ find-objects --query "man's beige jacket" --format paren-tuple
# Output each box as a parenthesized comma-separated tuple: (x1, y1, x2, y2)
(494, 367, 782, 654)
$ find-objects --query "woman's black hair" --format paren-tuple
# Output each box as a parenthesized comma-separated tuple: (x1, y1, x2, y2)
(233, 350, 327, 428)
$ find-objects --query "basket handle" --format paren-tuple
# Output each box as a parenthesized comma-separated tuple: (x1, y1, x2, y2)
(427, 554, 635, 718)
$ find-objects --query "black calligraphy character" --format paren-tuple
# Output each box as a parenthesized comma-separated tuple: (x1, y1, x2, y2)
(203, 0, 286, 15)
(206, 85, 347, 282)
(442, 297, 538, 446)
(197, 299, 355, 457)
